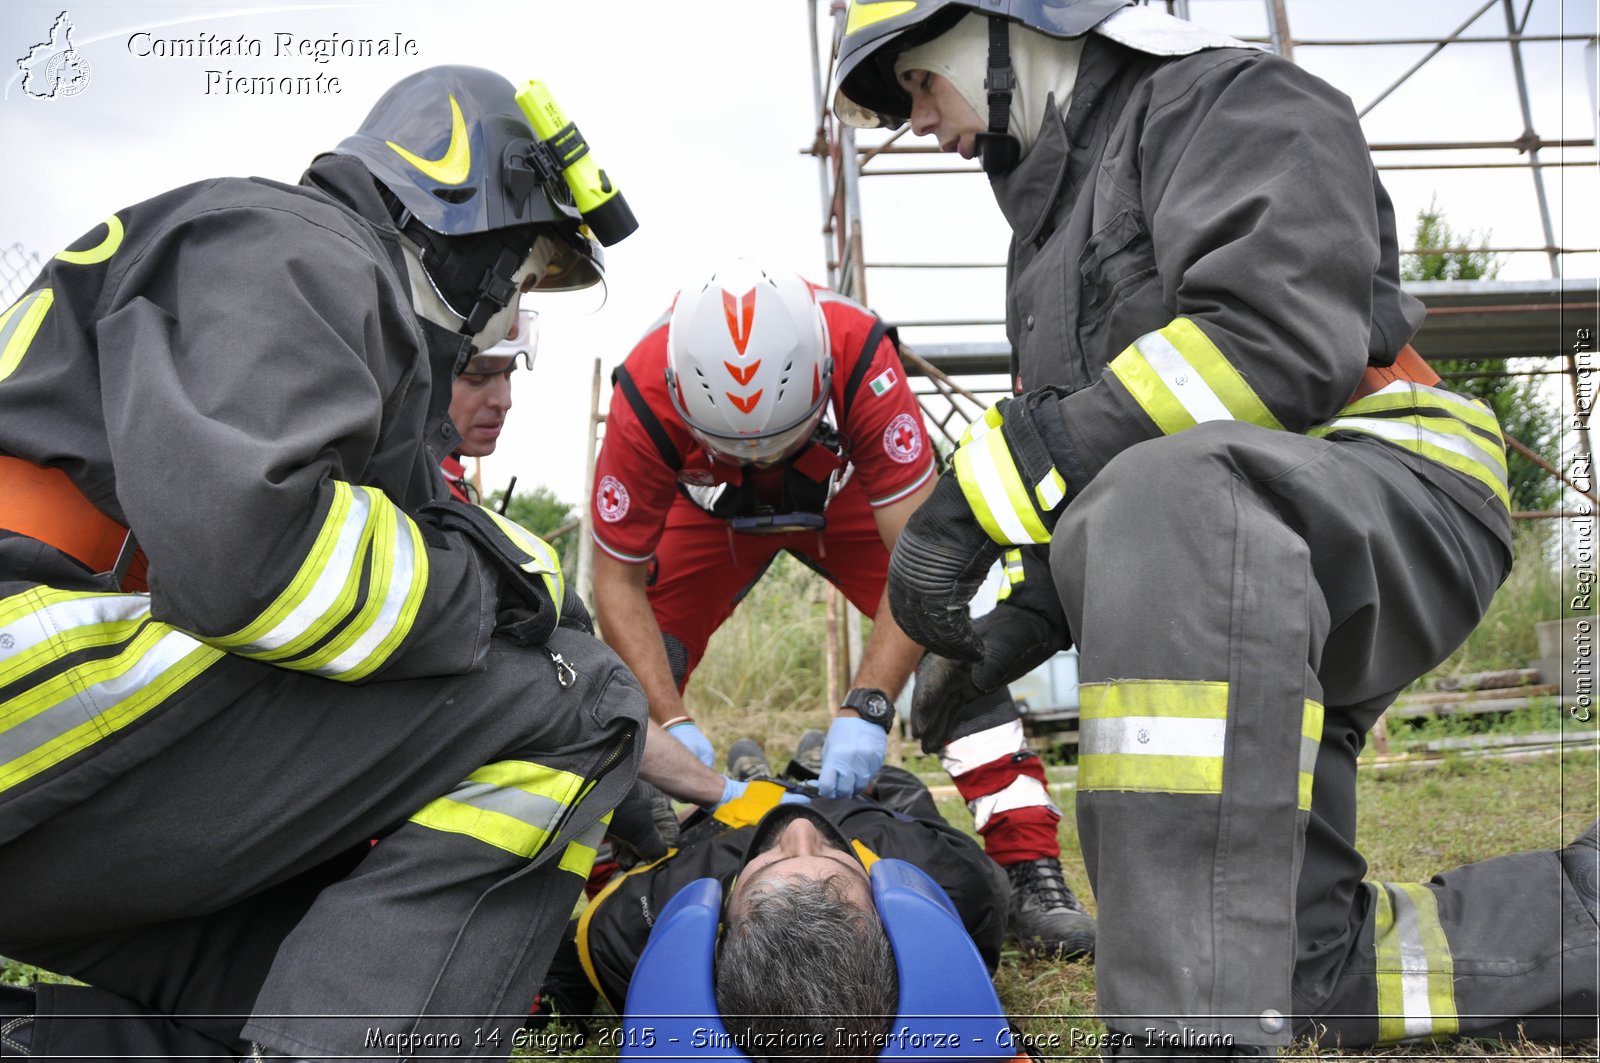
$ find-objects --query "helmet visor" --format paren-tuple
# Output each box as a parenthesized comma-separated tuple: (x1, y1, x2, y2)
(685, 397, 828, 467)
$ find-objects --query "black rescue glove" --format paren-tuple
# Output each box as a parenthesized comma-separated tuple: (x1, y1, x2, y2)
(608, 780, 675, 867)
(910, 546, 1072, 753)
(888, 389, 1078, 661)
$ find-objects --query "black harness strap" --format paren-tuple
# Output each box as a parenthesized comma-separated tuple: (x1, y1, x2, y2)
(841, 315, 895, 422)
(612, 364, 682, 469)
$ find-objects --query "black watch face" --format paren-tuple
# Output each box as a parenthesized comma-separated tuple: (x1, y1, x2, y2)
(852, 690, 892, 726)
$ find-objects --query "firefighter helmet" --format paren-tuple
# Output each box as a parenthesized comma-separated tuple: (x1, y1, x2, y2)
(830, 0, 1132, 129)
(665, 262, 834, 466)
(335, 64, 604, 331)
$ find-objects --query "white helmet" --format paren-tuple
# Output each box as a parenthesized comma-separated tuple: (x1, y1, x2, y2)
(665, 261, 834, 465)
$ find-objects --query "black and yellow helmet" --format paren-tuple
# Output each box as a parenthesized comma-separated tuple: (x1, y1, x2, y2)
(336, 64, 614, 334)
(830, 0, 1132, 129)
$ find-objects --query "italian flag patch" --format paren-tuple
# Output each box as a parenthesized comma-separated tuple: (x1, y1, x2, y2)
(868, 367, 898, 396)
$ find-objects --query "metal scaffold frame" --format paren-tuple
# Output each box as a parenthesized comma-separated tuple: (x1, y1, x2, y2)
(806, 0, 1599, 505)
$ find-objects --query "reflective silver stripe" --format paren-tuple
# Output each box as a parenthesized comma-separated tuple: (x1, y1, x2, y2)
(445, 777, 567, 831)
(969, 774, 1056, 831)
(1391, 887, 1435, 1038)
(1, 624, 211, 774)
(314, 507, 423, 679)
(1078, 715, 1227, 759)
(230, 485, 372, 655)
(1323, 416, 1506, 475)
(1299, 733, 1319, 778)
(0, 592, 148, 671)
(939, 719, 1025, 776)
(1134, 330, 1234, 423)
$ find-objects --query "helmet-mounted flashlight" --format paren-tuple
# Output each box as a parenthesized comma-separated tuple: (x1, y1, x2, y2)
(515, 80, 638, 247)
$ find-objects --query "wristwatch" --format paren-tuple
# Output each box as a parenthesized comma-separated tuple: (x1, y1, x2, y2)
(842, 687, 895, 733)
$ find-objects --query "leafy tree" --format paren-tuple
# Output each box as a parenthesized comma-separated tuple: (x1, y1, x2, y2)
(1401, 198, 1562, 512)
(485, 483, 580, 572)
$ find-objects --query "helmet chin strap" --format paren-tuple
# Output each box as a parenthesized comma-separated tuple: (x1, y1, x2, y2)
(398, 234, 549, 354)
(975, 16, 1021, 176)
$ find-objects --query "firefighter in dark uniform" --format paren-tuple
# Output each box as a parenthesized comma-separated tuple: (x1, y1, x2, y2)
(830, 0, 1599, 1055)
(0, 66, 657, 1061)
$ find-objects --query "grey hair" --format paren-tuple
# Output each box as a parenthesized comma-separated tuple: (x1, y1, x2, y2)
(715, 874, 899, 1063)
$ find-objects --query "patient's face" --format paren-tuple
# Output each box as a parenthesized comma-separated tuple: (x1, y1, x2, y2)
(729, 813, 873, 916)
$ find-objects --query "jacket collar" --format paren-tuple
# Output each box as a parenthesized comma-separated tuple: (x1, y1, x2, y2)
(988, 97, 1073, 247)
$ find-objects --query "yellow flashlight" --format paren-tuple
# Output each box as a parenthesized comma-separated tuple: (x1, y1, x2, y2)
(515, 80, 638, 247)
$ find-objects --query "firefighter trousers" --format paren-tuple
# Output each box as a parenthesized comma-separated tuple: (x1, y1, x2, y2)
(1050, 421, 1597, 1049)
(0, 540, 645, 1061)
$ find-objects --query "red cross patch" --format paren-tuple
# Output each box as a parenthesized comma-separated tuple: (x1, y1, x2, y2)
(597, 474, 630, 523)
(882, 413, 924, 465)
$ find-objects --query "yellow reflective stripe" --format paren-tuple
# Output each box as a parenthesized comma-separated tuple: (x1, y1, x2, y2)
(1080, 679, 1229, 721)
(214, 482, 362, 653)
(344, 513, 428, 680)
(953, 411, 1051, 545)
(559, 814, 610, 877)
(214, 485, 428, 679)
(386, 94, 471, 185)
(845, 0, 919, 37)
(0, 589, 151, 691)
(0, 288, 53, 384)
(0, 622, 224, 792)
(54, 215, 124, 266)
(1339, 381, 1501, 440)
(291, 490, 399, 678)
(1311, 416, 1510, 510)
(1299, 699, 1324, 812)
(1079, 752, 1224, 795)
(1372, 882, 1458, 1043)
(996, 548, 1025, 602)
(851, 838, 881, 871)
(1078, 680, 1227, 795)
(408, 759, 589, 858)
(1109, 319, 1284, 436)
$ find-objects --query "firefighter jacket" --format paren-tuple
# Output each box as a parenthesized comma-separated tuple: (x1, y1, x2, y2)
(574, 792, 1007, 1010)
(0, 154, 566, 840)
(994, 35, 1513, 547)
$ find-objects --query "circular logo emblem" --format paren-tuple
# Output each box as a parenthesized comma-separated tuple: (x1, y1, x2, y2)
(882, 413, 924, 465)
(44, 50, 91, 98)
(597, 475, 630, 523)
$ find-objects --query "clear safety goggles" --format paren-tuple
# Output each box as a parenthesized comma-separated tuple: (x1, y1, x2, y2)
(461, 308, 538, 380)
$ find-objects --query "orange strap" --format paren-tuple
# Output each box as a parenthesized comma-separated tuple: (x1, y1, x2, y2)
(1351, 344, 1440, 401)
(0, 455, 147, 591)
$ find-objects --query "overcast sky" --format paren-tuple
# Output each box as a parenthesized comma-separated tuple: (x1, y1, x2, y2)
(2, 0, 1595, 510)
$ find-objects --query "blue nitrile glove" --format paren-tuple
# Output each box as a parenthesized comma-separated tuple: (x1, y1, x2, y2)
(666, 720, 715, 768)
(716, 777, 811, 811)
(817, 716, 888, 798)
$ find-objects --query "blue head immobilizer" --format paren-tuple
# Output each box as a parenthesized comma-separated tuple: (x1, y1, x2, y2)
(620, 858, 1015, 1061)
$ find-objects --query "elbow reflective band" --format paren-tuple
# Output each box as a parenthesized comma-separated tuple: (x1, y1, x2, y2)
(995, 548, 1025, 602)
(1076, 680, 1322, 811)
(479, 506, 565, 610)
(952, 402, 1068, 546)
(1109, 318, 1284, 435)
(408, 758, 592, 858)
(1309, 381, 1510, 512)
(0, 288, 54, 384)
(0, 588, 224, 794)
(214, 481, 428, 681)
(1370, 881, 1459, 1043)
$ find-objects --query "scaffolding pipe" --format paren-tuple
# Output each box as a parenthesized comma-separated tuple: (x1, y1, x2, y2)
(1501, 0, 1561, 279)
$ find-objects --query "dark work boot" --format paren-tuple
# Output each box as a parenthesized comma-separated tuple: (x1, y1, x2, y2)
(726, 739, 773, 782)
(784, 729, 825, 781)
(1, 983, 34, 1057)
(1005, 856, 1097, 959)
(1559, 818, 1599, 923)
